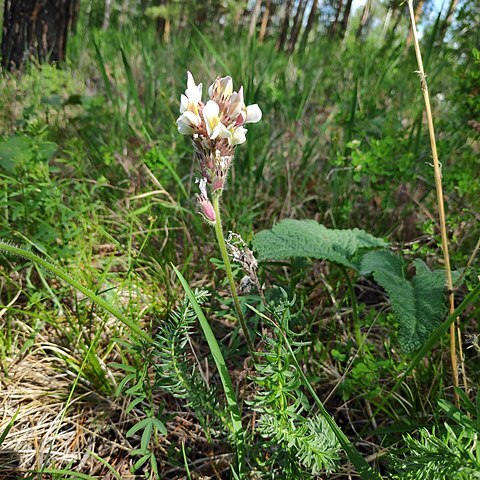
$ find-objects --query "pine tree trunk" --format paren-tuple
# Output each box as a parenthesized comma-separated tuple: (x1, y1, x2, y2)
(406, 0, 425, 48)
(299, 0, 317, 52)
(102, 0, 112, 30)
(439, 0, 459, 41)
(258, 0, 271, 44)
(276, 0, 293, 52)
(1, 0, 79, 71)
(339, 0, 354, 39)
(356, 0, 372, 39)
(288, 0, 308, 53)
(330, 0, 344, 37)
(248, 0, 262, 40)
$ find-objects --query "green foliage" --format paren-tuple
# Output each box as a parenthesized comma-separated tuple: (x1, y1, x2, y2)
(334, 345, 396, 401)
(255, 220, 449, 354)
(173, 266, 246, 476)
(253, 219, 388, 269)
(348, 136, 417, 196)
(152, 288, 221, 416)
(114, 342, 165, 478)
(1, 2, 479, 477)
(390, 392, 480, 479)
(360, 250, 447, 353)
(252, 293, 341, 477)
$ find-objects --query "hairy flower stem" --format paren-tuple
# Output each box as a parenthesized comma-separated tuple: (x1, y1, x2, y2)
(340, 266, 363, 349)
(407, 0, 464, 405)
(212, 192, 255, 355)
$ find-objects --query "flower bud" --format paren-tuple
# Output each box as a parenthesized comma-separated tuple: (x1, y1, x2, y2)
(197, 196, 216, 224)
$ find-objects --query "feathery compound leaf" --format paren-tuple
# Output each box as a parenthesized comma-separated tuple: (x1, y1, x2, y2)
(253, 219, 388, 268)
(360, 250, 447, 353)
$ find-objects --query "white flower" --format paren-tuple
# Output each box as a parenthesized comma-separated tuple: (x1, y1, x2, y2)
(228, 86, 244, 120)
(208, 75, 233, 100)
(245, 104, 262, 123)
(231, 126, 248, 146)
(180, 71, 202, 116)
(177, 110, 200, 135)
(203, 100, 231, 140)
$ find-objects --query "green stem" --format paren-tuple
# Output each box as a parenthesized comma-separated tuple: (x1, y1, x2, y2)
(339, 265, 362, 348)
(212, 193, 255, 355)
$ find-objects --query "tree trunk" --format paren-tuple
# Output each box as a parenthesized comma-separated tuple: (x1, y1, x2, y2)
(102, 0, 112, 30)
(406, 0, 425, 48)
(330, 0, 344, 37)
(276, 0, 293, 52)
(299, 0, 317, 52)
(339, 0, 354, 39)
(439, 0, 459, 41)
(248, 0, 262, 40)
(258, 0, 271, 44)
(1, 0, 79, 70)
(288, 0, 308, 53)
(384, 2, 403, 44)
(356, 0, 373, 39)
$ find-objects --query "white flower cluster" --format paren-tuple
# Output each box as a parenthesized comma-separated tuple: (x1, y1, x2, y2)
(177, 71, 262, 147)
(177, 71, 262, 224)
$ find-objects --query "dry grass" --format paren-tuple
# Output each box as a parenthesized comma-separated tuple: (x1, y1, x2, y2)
(0, 352, 140, 478)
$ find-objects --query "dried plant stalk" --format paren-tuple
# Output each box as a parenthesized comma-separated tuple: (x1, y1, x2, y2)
(407, 0, 466, 405)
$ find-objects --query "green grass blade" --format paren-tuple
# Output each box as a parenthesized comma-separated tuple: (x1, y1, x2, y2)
(87, 451, 123, 480)
(192, 25, 230, 74)
(172, 265, 245, 475)
(34, 469, 97, 479)
(119, 44, 145, 126)
(92, 38, 117, 108)
(0, 242, 152, 342)
(0, 409, 19, 445)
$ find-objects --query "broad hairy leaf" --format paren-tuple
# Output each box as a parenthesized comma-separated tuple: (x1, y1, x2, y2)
(253, 219, 388, 268)
(360, 250, 447, 353)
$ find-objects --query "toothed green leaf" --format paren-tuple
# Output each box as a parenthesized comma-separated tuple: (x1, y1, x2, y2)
(360, 250, 447, 353)
(254, 219, 388, 268)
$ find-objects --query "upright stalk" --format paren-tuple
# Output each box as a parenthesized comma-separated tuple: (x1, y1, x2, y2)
(407, 0, 464, 405)
(212, 192, 255, 355)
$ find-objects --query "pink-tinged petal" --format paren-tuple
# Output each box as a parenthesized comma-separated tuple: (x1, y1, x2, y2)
(235, 112, 245, 126)
(232, 126, 247, 146)
(209, 76, 233, 100)
(201, 199, 216, 223)
(196, 195, 216, 223)
(229, 86, 245, 119)
(245, 104, 262, 124)
(218, 76, 233, 97)
(211, 123, 231, 141)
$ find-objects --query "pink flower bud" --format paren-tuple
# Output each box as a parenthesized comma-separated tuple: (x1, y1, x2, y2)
(197, 196, 216, 224)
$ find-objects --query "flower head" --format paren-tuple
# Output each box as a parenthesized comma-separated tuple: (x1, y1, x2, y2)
(177, 71, 262, 220)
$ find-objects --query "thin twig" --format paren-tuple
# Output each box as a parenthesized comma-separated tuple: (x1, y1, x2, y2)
(407, 0, 465, 405)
